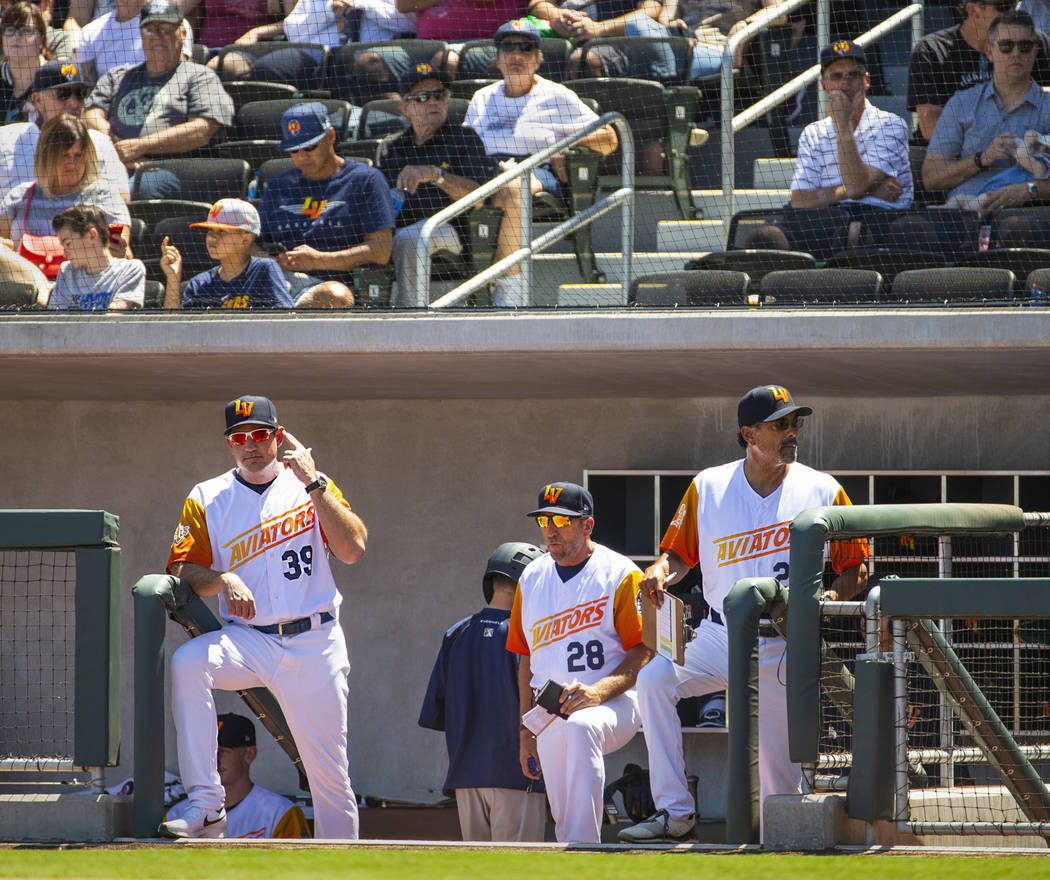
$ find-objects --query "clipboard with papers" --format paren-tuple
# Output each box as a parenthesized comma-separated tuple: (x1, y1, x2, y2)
(641, 591, 688, 665)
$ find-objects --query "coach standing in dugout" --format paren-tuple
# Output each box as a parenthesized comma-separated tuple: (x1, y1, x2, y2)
(618, 386, 870, 843)
(508, 482, 653, 843)
(160, 395, 367, 840)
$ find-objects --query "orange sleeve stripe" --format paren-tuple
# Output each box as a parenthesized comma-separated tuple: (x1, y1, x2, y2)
(317, 479, 353, 550)
(659, 480, 700, 568)
(505, 584, 530, 656)
(166, 496, 212, 574)
(612, 571, 644, 650)
(829, 485, 871, 573)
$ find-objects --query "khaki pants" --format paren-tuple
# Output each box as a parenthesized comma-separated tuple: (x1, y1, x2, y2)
(455, 787, 547, 842)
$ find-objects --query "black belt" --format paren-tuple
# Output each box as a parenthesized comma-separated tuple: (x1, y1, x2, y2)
(709, 609, 782, 639)
(251, 611, 334, 637)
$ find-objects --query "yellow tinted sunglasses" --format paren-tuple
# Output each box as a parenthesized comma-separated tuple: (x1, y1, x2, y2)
(535, 514, 577, 528)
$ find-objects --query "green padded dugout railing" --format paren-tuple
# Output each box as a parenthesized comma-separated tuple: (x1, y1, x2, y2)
(0, 510, 121, 768)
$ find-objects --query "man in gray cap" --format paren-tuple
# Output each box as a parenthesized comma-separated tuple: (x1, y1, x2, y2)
(83, 0, 231, 175)
(619, 385, 870, 843)
(75, 0, 195, 78)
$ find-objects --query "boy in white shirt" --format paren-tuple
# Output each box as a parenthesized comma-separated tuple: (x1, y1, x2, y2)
(44, 204, 145, 309)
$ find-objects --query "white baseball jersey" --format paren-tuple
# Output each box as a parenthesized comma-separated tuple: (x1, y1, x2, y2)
(507, 543, 644, 688)
(166, 466, 352, 626)
(661, 459, 870, 615)
(166, 784, 310, 838)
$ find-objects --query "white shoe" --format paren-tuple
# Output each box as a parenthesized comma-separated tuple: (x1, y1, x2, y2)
(618, 809, 695, 842)
(159, 806, 227, 839)
(492, 273, 527, 308)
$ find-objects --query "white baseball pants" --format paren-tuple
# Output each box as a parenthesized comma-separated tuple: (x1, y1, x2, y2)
(635, 618, 801, 824)
(170, 617, 358, 839)
(535, 690, 640, 843)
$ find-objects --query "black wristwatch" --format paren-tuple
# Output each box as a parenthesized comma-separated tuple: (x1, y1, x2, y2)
(305, 474, 328, 494)
(974, 152, 987, 170)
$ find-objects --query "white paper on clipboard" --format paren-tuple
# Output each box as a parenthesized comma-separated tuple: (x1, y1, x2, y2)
(641, 591, 686, 665)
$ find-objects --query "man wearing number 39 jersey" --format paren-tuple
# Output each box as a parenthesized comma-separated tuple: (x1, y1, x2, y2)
(507, 482, 653, 843)
(619, 386, 870, 843)
(161, 395, 367, 841)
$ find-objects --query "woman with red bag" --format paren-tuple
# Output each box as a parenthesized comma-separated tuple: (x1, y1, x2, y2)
(0, 112, 129, 280)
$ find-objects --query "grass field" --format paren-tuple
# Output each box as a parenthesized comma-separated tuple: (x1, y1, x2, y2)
(0, 849, 1044, 880)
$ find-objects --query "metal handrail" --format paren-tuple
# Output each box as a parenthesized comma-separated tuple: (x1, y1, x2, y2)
(421, 112, 634, 309)
(721, 1, 925, 221)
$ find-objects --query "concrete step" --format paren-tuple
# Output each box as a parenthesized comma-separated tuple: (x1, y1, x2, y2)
(656, 220, 725, 253)
(753, 159, 795, 190)
(557, 283, 626, 307)
(532, 251, 703, 306)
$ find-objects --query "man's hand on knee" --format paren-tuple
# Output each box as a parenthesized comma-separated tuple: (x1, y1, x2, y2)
(221, 573, 256, 620)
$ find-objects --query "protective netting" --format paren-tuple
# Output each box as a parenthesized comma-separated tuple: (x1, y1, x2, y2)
(0, 550, 76, 761)
(3, 1, 1050, 309)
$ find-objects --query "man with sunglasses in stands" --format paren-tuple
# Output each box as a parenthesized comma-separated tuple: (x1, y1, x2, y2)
(161, 395, 368, 840)
(618, 386, 869, 843)
(924, 10, 1050, 210)
(790, 40, 911, 212)
(909, 0, 1050, 144)
(255, 101, 395, 308)
(508, 482, 653, 843)
(0, 59, 129, 201)
(379, 62, 496, 306)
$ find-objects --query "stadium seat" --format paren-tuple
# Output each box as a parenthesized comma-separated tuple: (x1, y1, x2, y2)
(142, 215, 214, 285)
(132, 158, 252, 202)
(685, 249, 815, 290)
(577, 36, 695, 86)
(564, 77, 704, 220)
(0, 280, 36, 309)
(130, 200, 214, 231)
(725, 207, 851, 261)
(759, 268, 883, 306)
(214, 43, 331, 92)
(824, 249, 945, 283)
(143, 279, 165, 309)
(336, 139, 387, 166)
(629, 270, 750, 306)
(989, 206, 1050, 248)
(889, 267, 1016, 302)
(957, 248, 1050, 281)
(909, 145, 942, 207)
(851, 207, 980, 259)
(222, 81, 298, 113)
(333, 40, 449, 105)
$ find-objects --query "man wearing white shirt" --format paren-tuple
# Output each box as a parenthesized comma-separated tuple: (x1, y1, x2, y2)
(790, 40, 912, 210)
(75, 0, 193, 79)
(0, 59, 129, 201)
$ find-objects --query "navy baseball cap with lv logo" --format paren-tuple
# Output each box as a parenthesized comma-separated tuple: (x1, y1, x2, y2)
(217, 712, 256, 747)
(737, 385, 812, 427)
(527, 482, 595, 518)
(224, 395, 279, 433)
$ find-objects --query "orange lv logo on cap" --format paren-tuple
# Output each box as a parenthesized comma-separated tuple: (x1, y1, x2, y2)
(832, 40, 850, 55)
(288, 120, 301, 134)
(769, 386, 790, 403)
(234, 400, 254, 417)
(543, 485, 563, 504)
(60, 63, 77, 78)
(416, 62, 433, 75)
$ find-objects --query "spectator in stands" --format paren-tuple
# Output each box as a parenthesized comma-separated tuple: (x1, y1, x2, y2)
(1021, 0, 1050, 32)
(398, 0, 523, 42)
(0, 59, 129, 201)
(742, 222, 789, 249)
(42, 204, 145, 309)
(75, 0, 194, 79)
(0, 0, 72, 58)
(923, 10, 1050, 210)
(160, 198, 294, 309)
(181, 0, 287, 53)
(465, 19, 617, 305)
(908, 0, 1050, 143)
(790, 41, 911, 210)
(255, 102, 395, 308)
(379, 63, 497, 306)
(82, 0, 232, 177)
(0, 2, 51, 123)
(0, 115, 131, 278)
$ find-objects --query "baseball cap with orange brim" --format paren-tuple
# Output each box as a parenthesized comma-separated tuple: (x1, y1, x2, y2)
(190, 199, 261, 236)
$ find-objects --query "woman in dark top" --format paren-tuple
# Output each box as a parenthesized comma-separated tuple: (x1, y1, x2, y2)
(0, 3, 51, 123)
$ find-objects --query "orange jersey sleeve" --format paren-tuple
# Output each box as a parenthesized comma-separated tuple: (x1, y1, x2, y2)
(316, 478, 353, 550)
(505, 584, 529, 656)
(166, 496, 212, 573)
(829, 485, 872, 573)
(660, 480, 700, 568)
(612, 570, 644, 650)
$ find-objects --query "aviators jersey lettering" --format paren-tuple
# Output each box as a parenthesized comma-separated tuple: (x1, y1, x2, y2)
(258, 160, 395, 281)
(661, 460, 870, 616)
(507, 544, 644, 689)
(166, 467, 352, 626)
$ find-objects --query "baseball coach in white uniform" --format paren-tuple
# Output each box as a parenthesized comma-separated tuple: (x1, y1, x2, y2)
(619, 385, 870, 843)
(160, 395, 368, 840)
(507, 482, 653, 843)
